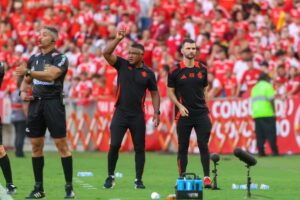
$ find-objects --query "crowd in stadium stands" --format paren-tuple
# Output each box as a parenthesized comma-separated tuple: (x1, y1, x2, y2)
(0, 0, 300, 104)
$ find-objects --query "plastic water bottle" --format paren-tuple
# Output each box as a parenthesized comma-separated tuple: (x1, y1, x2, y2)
(232, 184, 239, 190)
(185, 177, 194, 191)
(250, 183, 258, 190)
(239, 184, 247, 190)
(194, 176, 202, 191)
(176, 177, 185, 191)
(260, 184, 270, 190)
(115, 172, 123, 178)
(77, 172, 94, 177)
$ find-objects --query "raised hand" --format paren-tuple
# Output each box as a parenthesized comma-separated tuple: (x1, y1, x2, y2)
(116, 26, 127, 40)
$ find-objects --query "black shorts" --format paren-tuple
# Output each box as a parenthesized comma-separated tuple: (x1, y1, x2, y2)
(26, 98, 66, 138)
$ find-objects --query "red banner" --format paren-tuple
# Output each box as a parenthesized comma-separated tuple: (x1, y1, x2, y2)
(208, 97, 300, 154)
(66, 97, 300, 154)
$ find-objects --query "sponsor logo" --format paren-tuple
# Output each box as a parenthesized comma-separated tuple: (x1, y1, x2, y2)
(180, 74, 187, 80)
(33, 79, 54, 85)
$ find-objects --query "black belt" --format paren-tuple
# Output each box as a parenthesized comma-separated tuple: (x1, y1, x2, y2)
(33, 96, 60, 100)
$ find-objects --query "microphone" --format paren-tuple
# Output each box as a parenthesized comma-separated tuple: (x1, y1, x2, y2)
(210, 153, 220, 163)
(210, 153, 220, 189)
(234, 148, 257, 166)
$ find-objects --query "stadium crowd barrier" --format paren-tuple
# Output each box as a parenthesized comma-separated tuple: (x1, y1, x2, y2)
(1, 95, 300, 154)
(64, 97, 300, 154)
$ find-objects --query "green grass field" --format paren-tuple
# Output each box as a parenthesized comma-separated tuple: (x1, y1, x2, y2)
(1, 152, 300, 200)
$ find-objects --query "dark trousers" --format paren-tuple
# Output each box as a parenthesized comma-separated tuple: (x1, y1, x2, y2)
(13, 121, 26, 157)
(177, 115, 212, 177)
(108, 109, 145, 180)
(254, 117, 278, 156)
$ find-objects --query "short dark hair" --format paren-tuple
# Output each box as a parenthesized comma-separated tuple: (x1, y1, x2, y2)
(202, 32, 210, 40)
(241, 47, 252, 54)
(258, 72, 271, 82)
(162, 64, 170, 73)
(43, 26, 58, 41)
(131, 43, 144, 52)
(43, 26, 58, 35)
(275, 50, 285, 57)
(181, 38, 196, 47)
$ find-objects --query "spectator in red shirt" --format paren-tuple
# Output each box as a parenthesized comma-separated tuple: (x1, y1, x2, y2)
(211, 9, 229, 40)
(151, 12, 169, 40)
(94, 5, 117, 38)
(139, 29, 157, 67)
(286, 67, 300, 96)
(197, 32, 212, 62)
(166, 26, 183, 58)
(157, 64, 169, 98)
(117, 12, 135, 31)
(91, 74, 110, 99)
(223, 67, 238, 97)
(237, 54, 261, 98)
(207, 71, 223, 99)
(274, 64, 287, 96)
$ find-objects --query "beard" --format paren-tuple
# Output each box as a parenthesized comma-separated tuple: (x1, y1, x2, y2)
(184, 53, 196, 60)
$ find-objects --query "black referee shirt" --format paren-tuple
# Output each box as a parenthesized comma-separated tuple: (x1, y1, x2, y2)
(113, 56, 158, 115)
(27, 49, 68, 98)
(168, 61, 209, 118)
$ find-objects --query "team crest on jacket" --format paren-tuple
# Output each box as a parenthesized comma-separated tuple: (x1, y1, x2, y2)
(141, 71, 147, 77)
(197, 72, 203, 79)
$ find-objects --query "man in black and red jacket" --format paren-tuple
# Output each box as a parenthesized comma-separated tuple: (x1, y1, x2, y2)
(168, 39, 212, 188)
(102, 27, 160, 189)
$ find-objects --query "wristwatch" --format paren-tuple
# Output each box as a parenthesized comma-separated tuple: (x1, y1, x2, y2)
(25, 69, 31, 77)
(155, 110, 161, 115)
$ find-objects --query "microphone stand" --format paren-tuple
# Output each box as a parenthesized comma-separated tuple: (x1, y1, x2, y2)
(246, 164, 251, 198)
(212, 161, 220, 190)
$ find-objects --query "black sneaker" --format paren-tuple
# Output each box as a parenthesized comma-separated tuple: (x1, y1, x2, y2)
(134, 179, 145, 189)
(6, 183, 17, 195)
(64, 184, 75, 199)
(25, 186, 45, 199)
(103, 176, 115, 189)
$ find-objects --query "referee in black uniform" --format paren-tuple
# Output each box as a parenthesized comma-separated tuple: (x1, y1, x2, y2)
(0, 61, 17, 195)
(167, 39, 212, 188)
(102, 27, 160, 189)
(16, 27, 75, 199)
